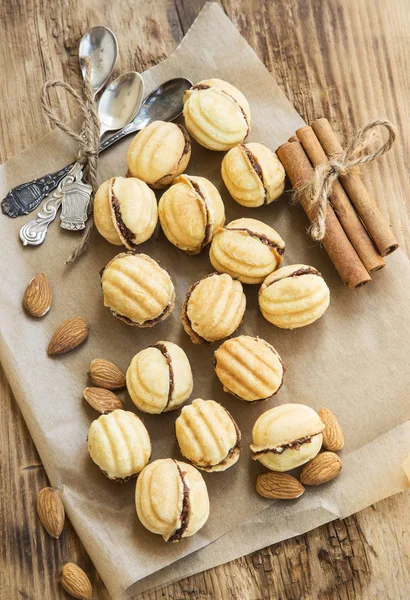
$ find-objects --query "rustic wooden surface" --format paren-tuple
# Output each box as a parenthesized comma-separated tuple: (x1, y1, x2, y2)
(1, 1, 409, 598)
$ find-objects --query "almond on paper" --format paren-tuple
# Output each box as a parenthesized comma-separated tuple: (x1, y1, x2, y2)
(88, 358, 126, 390)
(300, 452, 342, 486)
(60, 563, 92, 600)
(83, 387, 124, 414)
(256, 472, 305, 499)
(48, 317, 89, 355)
(23, 272, 52, 317)
(319, 407, 344, 451)
(36, 487, 65, 538)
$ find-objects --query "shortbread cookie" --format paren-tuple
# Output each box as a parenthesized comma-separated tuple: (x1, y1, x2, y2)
(88, 410, 151, 481)
(175, 398, 241, 472)
(259, 264, 330, 329)
(159, 174, 225, 254)
(101, 252, 175, 327)
(135, 458, 210, 541)
(126, 341, 193, 414)
(127, 121, 191, 188)
(213, 336, 284, 401)
(183, 78, 251, 151)
(251, 404, 325, 471)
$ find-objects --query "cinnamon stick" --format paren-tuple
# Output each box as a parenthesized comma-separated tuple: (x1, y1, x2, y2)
(277, 140, 371, 288)
(311, 118, 399, 257)
(295, 126, 385, 272)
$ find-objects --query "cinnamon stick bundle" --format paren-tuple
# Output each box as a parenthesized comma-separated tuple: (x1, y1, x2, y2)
(311, 118, 399, 257)
(295, 125, 385, 273)
(277, 140, 371, 289)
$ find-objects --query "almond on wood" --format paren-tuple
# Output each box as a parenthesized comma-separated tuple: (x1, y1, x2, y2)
(60, 562, 92, 600)
(36, 487, 65, 539)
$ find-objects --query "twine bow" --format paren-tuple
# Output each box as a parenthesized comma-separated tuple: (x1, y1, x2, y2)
(41, 58, 100, 263)
(296, 120, 397, 241)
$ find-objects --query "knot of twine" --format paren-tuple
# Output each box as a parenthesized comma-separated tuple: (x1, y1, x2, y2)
(295, 120, 396, 241)
(41, 58, 100, 263)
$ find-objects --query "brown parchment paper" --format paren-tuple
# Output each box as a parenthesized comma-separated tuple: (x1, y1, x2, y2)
(0, 4, 409, 598)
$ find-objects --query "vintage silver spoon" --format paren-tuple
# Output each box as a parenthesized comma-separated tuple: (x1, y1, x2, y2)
(20, 71, 144, 245)
(3, 26, 118, 219)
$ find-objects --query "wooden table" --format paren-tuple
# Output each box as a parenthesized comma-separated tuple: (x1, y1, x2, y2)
(1, 1, 409, 598)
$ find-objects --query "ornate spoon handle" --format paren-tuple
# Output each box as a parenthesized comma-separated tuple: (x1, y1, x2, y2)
(19, 163, 85, 246)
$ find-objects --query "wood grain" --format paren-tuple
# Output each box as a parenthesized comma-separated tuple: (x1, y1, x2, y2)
(1, 0, 409, 598)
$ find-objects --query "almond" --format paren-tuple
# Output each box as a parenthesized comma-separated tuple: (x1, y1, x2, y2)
(48, 317, 89, 355)
(60, 563, 92, 600)
(256, 472, 305, 499)
(36, 487, 65, 538)
(88, 358, 126, 390)
(319, 408, 344, 451)
(23, 272, 52, 317)
(300, 451, 342, 486)
(83, 387, 124, 413)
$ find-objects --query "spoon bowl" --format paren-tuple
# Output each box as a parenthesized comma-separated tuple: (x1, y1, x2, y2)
(79, 26, 118, 97)
(133, 77, 193, 129)
(98, 72, 145, 136)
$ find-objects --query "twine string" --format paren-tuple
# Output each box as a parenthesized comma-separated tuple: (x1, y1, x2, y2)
(294, 120, 397, 241)
(41, 58, 100, 263)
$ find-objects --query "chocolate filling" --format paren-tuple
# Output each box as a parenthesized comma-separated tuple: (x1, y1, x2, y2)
(111, 299, 174, 328)
(187, 177, 212, 250)
(181, 273, 224, 344)
(153, 342, 175, 410)
(213, 340, 285, 403)
(252, 435, 314, 456)
(191, 84, 250, 135)
(177, 124, 191, 157)
(241, 144, 267, 204)
(227, 227, 285, 256)
(168, 462, 190, 542)
(110, 182, 138, 249)
(266, 267, 321, 288)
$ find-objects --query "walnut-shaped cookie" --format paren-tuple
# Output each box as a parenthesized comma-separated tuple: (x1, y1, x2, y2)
(94, 177, 157, 248)
(126, 341, 193, 414)
(259, 264, 330, 329)
(158, 174, 225, 254)
(209, 218, 285, 284)
(101, 252, 175, 327)
(213, 336, 284, 402)
(175, 398, 241, 472)
(183, 78, 251, 151)
(181, 273, 246, 344)
(135, 458, 210, 542)
(221, 142, 285, 207)
(88, 410, 151, 481)
(126, 121, 191, 188)
(251, 404, 325, 472)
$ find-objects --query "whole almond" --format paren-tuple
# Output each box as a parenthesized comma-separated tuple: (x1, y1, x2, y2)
(88, 358, 126, 390)
(60, 563, 92, 600)
(36, 487, 65, 538)
(256, 472, 305, 499)
(48, 317, 89, 355)
(300, 452, 342, 486)
(23, 272, 52, 317)
(319, 408, 344, 451)
(83, 387, 124, 413)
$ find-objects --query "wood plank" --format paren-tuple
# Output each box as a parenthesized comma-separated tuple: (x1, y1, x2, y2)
(0, 0, 409, 598)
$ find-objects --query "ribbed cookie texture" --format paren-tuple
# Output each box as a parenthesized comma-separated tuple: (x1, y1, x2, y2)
(127, 120, 191, 188)
(159, 174, 225, 254)
(135, 458, 209, 542)
(94, 176, 157, 248)
(181, 272, 246, 344)
(175, 398, 241, 472)
(210, 218, 285, 284)
(259, 264, 330, 329)
(214, 335, 284, 402)
(126, 341, 193, 414)
(251, 404, 325, 472)
(101, 252, 175, 327)
(183, 78, 251, 151)
(221, 142, 285, 207)
(88, 410, 151, 481)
